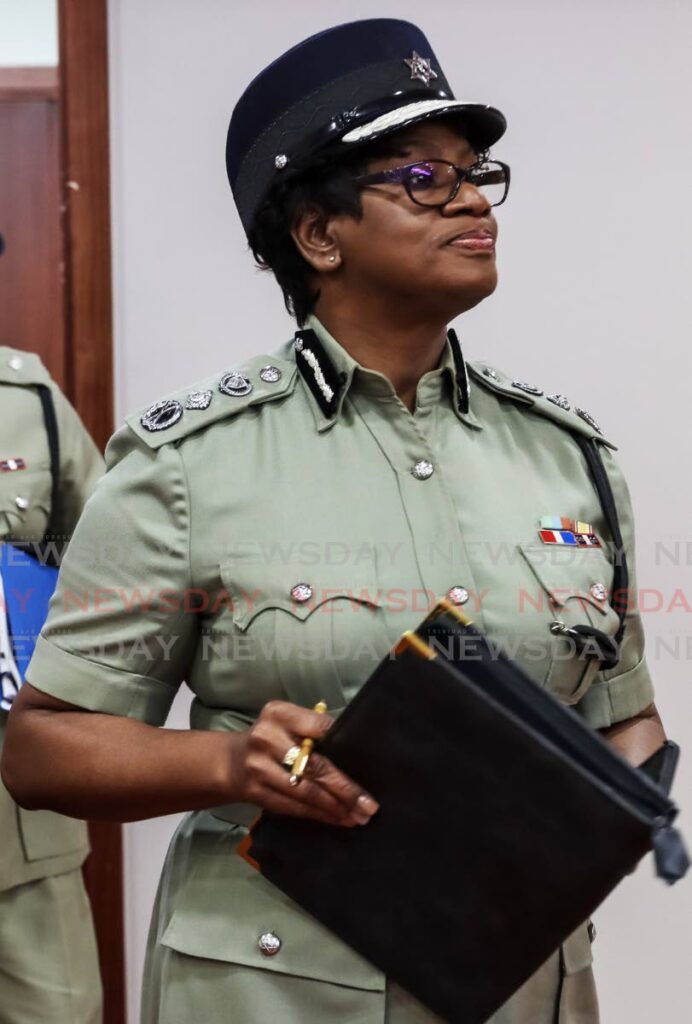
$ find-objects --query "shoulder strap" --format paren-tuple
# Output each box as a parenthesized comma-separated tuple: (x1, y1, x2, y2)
(35, 384, 60, 548)
(573, 434, 629, 648)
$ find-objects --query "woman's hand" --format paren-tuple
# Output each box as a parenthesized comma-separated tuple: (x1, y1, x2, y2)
(232, 700, 379, 827)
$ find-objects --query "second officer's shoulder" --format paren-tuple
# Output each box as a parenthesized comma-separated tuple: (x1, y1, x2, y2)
(0, 346, 53, 387)
(124, 347, 297, 451)
(467, 359, 616, 449)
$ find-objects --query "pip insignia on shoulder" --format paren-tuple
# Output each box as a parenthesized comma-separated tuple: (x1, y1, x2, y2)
(219, 371, 253, 397)
(185, 389, 213, 410)
(468, 361, 613, 448)
(512, 380, 543, 396)
(141, 399, 184, 432)
(127, 353, 297, 450)
(575, 407, 602, 434)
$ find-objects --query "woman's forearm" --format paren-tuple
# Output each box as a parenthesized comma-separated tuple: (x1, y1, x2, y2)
(2, 684, 377, 828)
(1, 683, 241, 822)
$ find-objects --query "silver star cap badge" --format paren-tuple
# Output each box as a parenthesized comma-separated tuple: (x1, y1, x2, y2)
(404, 51, 438, 87)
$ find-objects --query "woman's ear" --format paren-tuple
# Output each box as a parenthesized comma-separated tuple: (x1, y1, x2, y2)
(290, 206, 341, 272)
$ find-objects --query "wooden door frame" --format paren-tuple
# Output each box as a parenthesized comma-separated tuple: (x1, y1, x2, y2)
(57, 1, 125, 1021)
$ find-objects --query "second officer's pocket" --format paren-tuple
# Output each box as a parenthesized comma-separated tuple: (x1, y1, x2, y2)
(219, 558, 387, 708)
(518, 543, 621, 705)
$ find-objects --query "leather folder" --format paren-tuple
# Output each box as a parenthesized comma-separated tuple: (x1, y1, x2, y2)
(244, 600, 689, 1024)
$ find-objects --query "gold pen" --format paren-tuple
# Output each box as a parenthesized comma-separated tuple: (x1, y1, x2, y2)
(289, 701, 327, 786)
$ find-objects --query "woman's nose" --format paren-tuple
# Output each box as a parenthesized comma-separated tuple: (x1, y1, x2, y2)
(443, 180, 492, 217)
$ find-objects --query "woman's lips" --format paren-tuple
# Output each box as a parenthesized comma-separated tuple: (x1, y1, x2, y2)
(447, 235, 495, 252)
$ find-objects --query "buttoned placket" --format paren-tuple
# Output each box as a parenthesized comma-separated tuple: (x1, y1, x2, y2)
(347, 368, 488, 633)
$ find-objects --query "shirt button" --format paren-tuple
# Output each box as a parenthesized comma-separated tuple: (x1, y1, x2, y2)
(590, 582, 608, 602)
(446, 586, 470, 605)
(290, 583, 313, 603)
(15, 496, 29, 510)
(411, 460, 434, 480)
(258, 932, 282, 957)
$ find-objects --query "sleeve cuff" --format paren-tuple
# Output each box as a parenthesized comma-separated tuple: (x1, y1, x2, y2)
(576, 657, 655, 729)
(26, 634, 177, 726)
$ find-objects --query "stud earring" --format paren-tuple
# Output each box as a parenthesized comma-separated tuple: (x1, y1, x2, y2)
(328, 255, 337, 263)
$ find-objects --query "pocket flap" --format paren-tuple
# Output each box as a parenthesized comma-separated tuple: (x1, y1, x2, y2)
(220, 557, 383, 631)
(18, 806, 89, 862)
(518, 544, 614, 617)
(160, 837, 385, 991)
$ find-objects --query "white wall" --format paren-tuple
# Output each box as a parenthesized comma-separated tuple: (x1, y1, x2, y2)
(107, 1, 692, 1020)
(0, 0, 57, 66)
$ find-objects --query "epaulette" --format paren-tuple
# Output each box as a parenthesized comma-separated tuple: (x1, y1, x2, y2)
(126, 352, 298, 449)
(0, 347, 52, 387)
(468, 361, 616, 450)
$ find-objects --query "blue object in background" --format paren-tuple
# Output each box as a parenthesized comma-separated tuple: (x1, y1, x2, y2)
(0, 544, 58, 685)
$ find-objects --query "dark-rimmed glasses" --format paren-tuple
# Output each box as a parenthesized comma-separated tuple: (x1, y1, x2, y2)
(353, 159, 510, 209)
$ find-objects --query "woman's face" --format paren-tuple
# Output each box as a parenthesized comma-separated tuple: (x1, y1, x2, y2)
(329, 119, 499, 318)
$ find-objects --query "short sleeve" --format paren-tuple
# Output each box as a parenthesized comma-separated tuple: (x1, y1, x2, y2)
(575, 447, 655, 728)
(50, 384, 105, 541)
(26, 425, 197, 725)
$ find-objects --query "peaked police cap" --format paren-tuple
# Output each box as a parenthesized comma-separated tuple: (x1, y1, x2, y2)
(226, 18, 506, 235)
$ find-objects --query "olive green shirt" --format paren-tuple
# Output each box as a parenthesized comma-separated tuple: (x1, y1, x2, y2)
(28, 315, 652, 730)
(0, 347, 104, 891)
(26, 316, 653, 1011)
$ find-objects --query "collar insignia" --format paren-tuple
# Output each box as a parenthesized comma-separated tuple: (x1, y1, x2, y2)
(294, 329, 345, 418)
(404, 51, 438, 87)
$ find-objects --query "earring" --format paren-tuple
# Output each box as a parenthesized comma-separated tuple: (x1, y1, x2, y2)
(328, 255, 337, 263)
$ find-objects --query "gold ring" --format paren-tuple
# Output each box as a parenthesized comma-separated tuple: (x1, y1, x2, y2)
(281, 745, 301, 771)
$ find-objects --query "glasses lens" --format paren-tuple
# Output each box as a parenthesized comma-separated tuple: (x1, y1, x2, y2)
(468, 161, 508, 207)
(405, 162, 458, 205)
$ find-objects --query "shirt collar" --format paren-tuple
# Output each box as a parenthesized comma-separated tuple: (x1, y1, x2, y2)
(294, 314, 482, 432)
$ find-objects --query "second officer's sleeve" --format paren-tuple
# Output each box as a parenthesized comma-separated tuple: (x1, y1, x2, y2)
(26, 425, 196, 725)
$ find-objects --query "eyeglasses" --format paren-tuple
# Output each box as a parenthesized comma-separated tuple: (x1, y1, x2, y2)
(353, 158, 510, 209)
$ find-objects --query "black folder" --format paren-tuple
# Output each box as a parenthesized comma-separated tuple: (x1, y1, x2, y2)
(244, 601, 688, 1024)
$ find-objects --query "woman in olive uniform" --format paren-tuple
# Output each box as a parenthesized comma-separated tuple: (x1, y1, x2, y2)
(2, 19, 665, 1024)
(0, 346, 103, 1023)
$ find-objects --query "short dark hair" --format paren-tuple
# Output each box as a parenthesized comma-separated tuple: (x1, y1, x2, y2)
(248, 139, 401, 325)
(248, 120, 483, 324)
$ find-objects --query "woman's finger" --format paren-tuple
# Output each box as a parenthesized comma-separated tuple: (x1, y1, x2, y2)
(303, 752, 379, 817)
(250, 722, 379, 820)
(256, 761, 371, 824)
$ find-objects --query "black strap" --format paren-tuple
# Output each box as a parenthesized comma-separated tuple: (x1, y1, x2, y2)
(572, 435, 629, 666)
(35, 384, 60, 548)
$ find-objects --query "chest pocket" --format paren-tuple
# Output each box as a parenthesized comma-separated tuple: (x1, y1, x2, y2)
(518, 543, 620, 705)
(218, 559, 389, 712)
